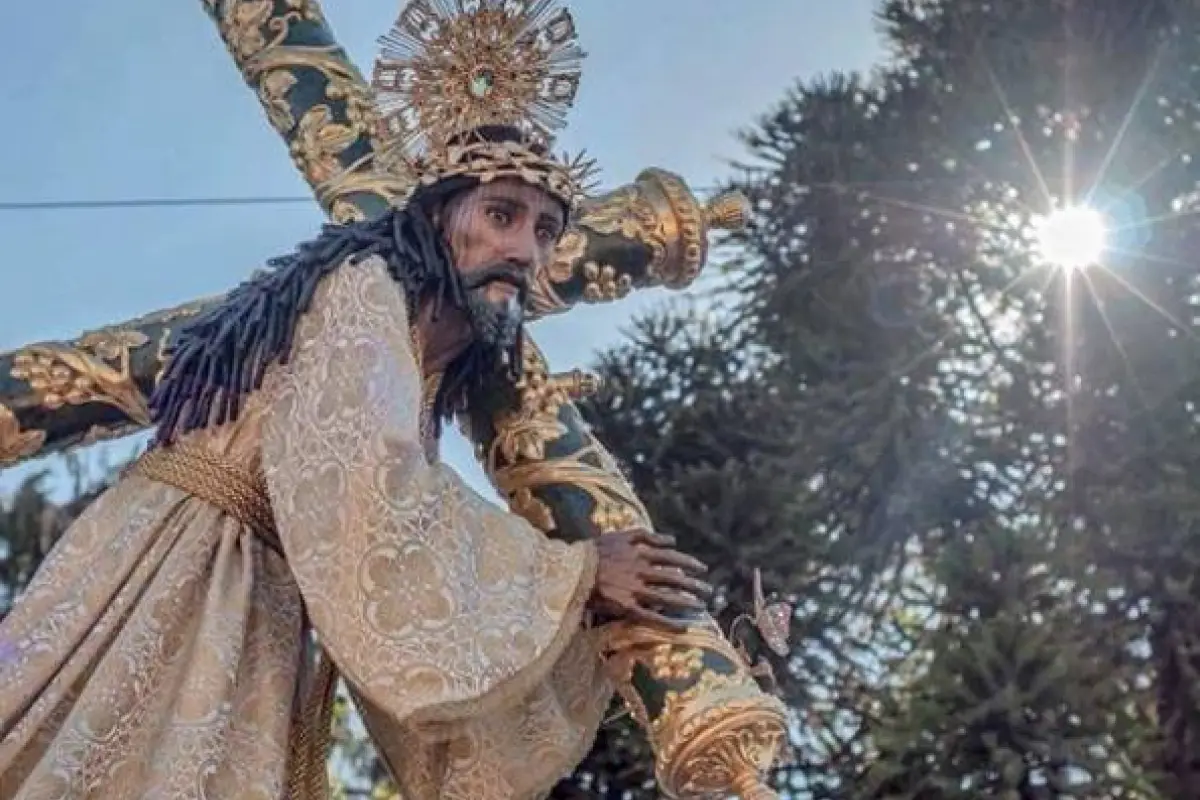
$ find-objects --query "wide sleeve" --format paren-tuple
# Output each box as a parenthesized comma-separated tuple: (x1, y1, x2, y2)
(258, 256, 601, 737)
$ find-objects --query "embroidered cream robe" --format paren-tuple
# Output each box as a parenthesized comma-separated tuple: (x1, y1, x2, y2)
(0, 258, 612, 799)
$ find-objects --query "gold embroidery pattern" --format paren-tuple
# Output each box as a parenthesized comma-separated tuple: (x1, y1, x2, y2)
(0, 403, 44, 466)
(11, 329, 151, 424)
(260, 261, 611, 798)
(0, 402, 305, 797)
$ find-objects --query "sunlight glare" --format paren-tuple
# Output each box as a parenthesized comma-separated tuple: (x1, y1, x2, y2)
(1033, 206, 1107, 271)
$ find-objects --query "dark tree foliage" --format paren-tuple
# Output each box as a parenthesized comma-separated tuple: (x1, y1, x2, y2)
(0, 460, 111, 617)
(865, 1, 1200, 797)
(852, 517, 1155, 799)
(557, 73, 1001, 798)
(561, 0, 1200, 796)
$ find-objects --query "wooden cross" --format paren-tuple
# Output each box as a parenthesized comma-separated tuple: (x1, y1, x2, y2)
(0, 0, 749, 549)
(0, 4, 785, 795)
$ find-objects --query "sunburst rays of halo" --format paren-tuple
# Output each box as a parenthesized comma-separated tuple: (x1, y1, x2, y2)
(371, 0, 585, 165)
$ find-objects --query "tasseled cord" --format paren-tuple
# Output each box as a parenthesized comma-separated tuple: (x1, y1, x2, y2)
(149, 202, 464, 446)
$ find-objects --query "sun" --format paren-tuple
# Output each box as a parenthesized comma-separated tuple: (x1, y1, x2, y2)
(1033, 206, 1108, 270)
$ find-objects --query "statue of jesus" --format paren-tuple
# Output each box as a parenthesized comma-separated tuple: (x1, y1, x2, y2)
(0, 8, 714, 794)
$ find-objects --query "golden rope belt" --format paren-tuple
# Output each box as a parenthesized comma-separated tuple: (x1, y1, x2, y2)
(128, 443, 338, 800)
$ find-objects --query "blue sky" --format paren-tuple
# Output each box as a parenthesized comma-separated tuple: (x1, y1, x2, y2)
(0, 0, 882, 497)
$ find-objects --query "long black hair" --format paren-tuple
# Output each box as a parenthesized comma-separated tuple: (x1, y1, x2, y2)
(149, 198, 469, 446)
(151, 125, 563, 447)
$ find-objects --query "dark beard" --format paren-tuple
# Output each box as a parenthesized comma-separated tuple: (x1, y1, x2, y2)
(466, 289, 522, 352)
(460, 261, 529, 356)
(431, 261, 530, 433)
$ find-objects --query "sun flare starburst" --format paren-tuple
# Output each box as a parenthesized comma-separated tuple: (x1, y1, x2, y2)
(1033, 205, 1108, 271)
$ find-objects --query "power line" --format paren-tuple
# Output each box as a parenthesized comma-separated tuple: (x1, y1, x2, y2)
(0, 185, 735, 213)
(0, 196, 315, 211)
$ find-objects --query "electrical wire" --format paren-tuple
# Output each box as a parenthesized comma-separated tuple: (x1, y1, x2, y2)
(0, 196, 314, 211)
(0, 184, 732, 213)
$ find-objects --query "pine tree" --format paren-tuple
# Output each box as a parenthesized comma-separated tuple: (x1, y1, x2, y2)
(818, 0, 1200, 796)
(853, 518, 1156, 799)
(563, 72, 1000, 797)
(0, 456, 112, 616)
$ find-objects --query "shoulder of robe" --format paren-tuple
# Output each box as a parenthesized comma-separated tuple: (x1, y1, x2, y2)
(304, 253, 414, 331)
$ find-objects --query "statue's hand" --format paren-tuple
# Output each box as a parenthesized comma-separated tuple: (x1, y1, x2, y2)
(589, 528, 712, 633)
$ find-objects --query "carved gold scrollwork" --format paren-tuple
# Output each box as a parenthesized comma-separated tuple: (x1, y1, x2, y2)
(598, 605, 788, 799)
(602, 624, 739, 696)
(484, 343, 649, 533)
(496, 448, 650, 533)
(659, 699, 787, 800)
(529, 229, 584, 315)
(224, 2, 401, 213)
(546, 228, 587, 284)
(216, 0, 326, 66)
(489, 345, 570, 466)
(283, 0, 326, 22)
(316, 155, 413, 221)
(11, 329, 151, 425)
(578, 184, 667, 300)
(241, 43, 411, 217)
(0, 403, 45, 466)
(581, 185, 667, 263)
(258, 69, 298, 131)
(290, 106, 358, 185)
(635, 168, 706, 289)
(328, 81, 379, 143)
(220, 1, 279, 63)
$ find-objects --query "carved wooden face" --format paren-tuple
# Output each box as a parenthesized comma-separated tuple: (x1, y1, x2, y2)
(440, 177, 565, 307)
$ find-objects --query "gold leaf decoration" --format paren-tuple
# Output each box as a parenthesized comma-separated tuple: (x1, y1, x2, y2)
(0, 404, 45, 466)
(222, 0, 275, 62)
(290, 106, 358, 184)
(546, 228, 586, 284)
(11, 329, 151, 425)
(259, 69, 299, 131)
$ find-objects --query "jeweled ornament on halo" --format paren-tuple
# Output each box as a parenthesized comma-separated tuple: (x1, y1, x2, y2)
(370, 0, 597, 207)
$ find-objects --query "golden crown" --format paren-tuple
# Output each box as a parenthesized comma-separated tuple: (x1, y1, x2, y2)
(371, 0, 597, 208)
